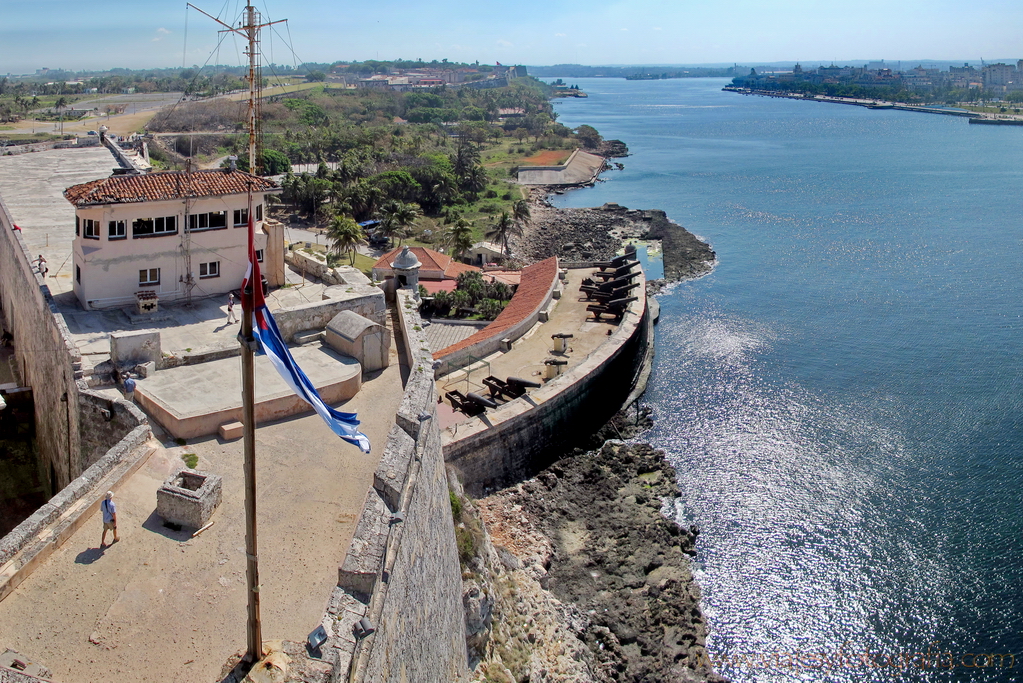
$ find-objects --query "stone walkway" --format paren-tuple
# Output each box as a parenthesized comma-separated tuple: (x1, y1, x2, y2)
(0, 357, 403, 683)
(435, 268, 619, 429)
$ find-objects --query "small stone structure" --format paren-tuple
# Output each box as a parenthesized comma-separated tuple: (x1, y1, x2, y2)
(109, 329, 161, 369)
(324, 310, 390, 373)
(156, 469, 222, 529)
(390, 245, 421, 292)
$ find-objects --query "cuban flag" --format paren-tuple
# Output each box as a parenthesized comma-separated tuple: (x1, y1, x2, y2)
(241, 212, 370, 453)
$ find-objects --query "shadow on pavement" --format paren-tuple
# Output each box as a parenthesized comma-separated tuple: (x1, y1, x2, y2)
(74, 546, 106, 564)
(141, 510, 193, 542)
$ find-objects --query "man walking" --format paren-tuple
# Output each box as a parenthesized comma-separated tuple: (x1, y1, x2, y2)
(122, 372, 136, 402)
(36, 255, 47, 278)
(226, 292, 237, 324)
(100, 491, 119, 547)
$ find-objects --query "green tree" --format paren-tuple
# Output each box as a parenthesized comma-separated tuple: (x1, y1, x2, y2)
(511, 199, 530, 226)
(485, 211, 521, 257)
(326, 215, 365, 265)
(378, 200, 421, 247)
(446, 217, 475, 261)
(574, 124, 602, 149)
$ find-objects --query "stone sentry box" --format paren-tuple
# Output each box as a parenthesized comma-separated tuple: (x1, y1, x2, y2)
(324, 309, 390, 373)
(156, 469, 222, 529)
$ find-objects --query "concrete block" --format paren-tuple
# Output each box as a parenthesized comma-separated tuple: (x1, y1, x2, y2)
(110, 329, 161, 369)
(136, 361, 156, 378)
(156, 469, 222, 529)
(218, 421, 243, 440)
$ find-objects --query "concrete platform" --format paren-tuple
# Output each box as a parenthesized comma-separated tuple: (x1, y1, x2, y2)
(136, 343, 362, 440)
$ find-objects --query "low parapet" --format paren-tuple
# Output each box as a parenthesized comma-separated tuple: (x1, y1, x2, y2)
(432, 256, 560, 376)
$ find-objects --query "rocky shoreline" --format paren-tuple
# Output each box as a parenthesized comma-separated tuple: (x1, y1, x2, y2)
(459, 184, 724, 682)
(518, 190, 716, 282)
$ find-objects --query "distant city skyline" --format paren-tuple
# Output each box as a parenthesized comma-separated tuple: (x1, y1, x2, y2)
(3, 0, 1023, 75)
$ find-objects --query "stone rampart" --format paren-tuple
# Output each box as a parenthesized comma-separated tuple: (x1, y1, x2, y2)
(443, 269, 650, 495)
(285, 248, 373, 288)
(0, 193, 83, 492)
(0, 408, 152, 603)
(78, 389, 149, 470)
(271, 286, 385, 343)
(305, 288, 466, 682)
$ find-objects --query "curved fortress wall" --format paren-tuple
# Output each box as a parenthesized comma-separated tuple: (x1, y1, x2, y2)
(443, 269, 650, 495)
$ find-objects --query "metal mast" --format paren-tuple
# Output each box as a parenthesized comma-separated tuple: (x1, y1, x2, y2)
(186, 4, 287, 665)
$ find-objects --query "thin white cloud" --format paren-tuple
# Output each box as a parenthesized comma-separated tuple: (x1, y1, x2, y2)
(157, 28, 171, 35)
(621, 28, 628, 32)
(555, 33, 566, 37)
(653, 27, 662, 31)
(496, 39, 512, 47)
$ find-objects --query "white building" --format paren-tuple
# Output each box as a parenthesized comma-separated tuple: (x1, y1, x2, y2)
(64, 168, 281, 311)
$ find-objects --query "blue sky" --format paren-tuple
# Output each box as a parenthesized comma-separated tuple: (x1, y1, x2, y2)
(3, 0, 1023, 74)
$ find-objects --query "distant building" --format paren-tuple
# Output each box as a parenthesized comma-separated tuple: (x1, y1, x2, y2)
(371, 246, 480, 295)
(64, 168, 281, 311)
(982, 63, 1016, 90)
(467, 241, 505, 266)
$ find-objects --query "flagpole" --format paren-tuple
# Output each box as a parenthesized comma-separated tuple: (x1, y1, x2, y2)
(241, 186, 262, 664)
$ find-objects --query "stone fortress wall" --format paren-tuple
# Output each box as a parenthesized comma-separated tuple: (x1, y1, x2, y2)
(0, 392, 151, 604)
(305, 287, 467, 682)
(0, 195, 83, 493)
(443, 267, 650, 495)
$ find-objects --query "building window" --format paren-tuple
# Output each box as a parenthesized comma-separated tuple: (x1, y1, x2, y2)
(233, 208, 249, 226)
(76, 265, 80, 284)
(75, 215, 80, 236)
(255, 249, 264, 263)
(199, 261, 220, 279)
(83, 219, 100, 239)
(133, 216, 177, 237)
(256, 203, 263, 221)
(108, 220, 126, 239)
(188, 211, 227, 231)
(139, 268, 160, 286)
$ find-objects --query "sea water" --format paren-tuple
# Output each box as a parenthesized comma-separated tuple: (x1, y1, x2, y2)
(552, 78, 1023, 682)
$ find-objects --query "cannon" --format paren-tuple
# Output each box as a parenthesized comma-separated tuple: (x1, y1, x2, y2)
(552, 332, 574, 353)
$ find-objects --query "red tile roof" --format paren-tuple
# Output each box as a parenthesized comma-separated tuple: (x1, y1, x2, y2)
(433, 256, 559, 359)
(64, 169, 280, 207)
(373, 246, 481, 280)
(420, 280, 458, 294)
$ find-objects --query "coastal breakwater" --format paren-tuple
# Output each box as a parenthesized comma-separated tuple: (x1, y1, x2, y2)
(723, 86, 985, 119)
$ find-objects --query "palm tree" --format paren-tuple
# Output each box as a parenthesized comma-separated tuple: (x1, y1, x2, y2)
(446, 217, 475, 262)
(379, 200, 421, 247)
(462, 164, 488, 197)
(511, 199, 531, 227)
(326, 215, 365, 266)
(485, 211, 521, 257)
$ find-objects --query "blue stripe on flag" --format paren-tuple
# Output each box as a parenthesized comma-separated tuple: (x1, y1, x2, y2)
(251, 304, 370, 453)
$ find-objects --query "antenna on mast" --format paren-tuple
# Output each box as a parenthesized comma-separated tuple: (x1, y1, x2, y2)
(187, 3, 286, 174)
(186, 4, 288, 668)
